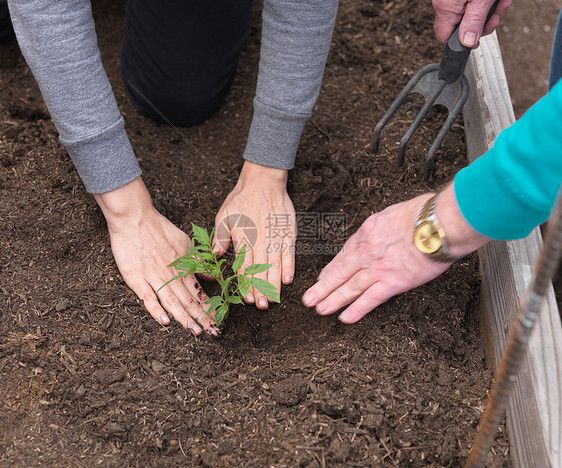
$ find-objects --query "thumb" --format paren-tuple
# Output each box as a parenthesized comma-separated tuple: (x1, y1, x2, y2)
(458, 0, 497, 47)
(212, 213, 231, 256)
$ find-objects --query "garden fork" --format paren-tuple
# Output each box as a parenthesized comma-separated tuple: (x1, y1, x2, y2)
(372, 1, 499, 178)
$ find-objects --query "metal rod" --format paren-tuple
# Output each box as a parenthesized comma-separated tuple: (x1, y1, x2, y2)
(465, 184, 562, 467)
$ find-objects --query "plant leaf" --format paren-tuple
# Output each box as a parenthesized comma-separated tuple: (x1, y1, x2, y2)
(157, 272, 188, 292)
(232, 244, 247, 273)
(195, 251, 213, 261)
(244, 263, 272, 276)
(237, 275, 251, 298)
(172, 258, 202, 272)
(205, 295, 223, 314)
(214, 303, 229, 326)
(191, 223, 211, 247)
(220, 276, 234, 295)
(168, 254, 198, 268)
(227, 295, 244, 305)
(249, 277, 280, 302)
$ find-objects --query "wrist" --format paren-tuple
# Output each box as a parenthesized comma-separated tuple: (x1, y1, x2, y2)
(238, 160, 288, 189)
(93, 177, 155, 227)
(433, 184, 489, 258)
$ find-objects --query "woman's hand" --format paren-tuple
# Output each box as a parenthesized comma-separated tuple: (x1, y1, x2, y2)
(213, 161, 296, 310)
(94, 177, 219, 336)
(303, 185, 489, 323)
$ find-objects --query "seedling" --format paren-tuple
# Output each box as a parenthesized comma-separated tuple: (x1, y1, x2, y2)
(159, 223, 279, 325)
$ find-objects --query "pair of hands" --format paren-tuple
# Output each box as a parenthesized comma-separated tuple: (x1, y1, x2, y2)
(95, 162, 296, 336)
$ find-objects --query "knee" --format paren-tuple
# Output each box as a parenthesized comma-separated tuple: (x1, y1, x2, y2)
(123, 67, 233, 127)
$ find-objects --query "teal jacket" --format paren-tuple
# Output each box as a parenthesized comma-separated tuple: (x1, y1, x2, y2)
(454, 78, 562, 240)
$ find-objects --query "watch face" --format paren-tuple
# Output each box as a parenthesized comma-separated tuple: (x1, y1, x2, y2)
(414, 220, 443, 254)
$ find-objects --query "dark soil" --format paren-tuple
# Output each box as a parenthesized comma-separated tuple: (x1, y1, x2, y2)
(0, 0, 518, 466)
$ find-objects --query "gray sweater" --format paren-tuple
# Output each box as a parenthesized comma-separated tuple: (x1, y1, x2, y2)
(8, 0, 339, 193)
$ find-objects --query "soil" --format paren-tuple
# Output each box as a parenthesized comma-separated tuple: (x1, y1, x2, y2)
(2, 0, 555, 466)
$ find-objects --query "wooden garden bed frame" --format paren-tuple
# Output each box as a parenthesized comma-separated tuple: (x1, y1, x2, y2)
(463, 33, 562, 467)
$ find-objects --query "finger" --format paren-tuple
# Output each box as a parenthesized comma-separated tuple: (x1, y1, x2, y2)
(315, 269, 374, 316)
(281, 224, 296, 285)
(127, 277, 171, 326)
(459, 0, 503, 47)
(157, 285, 203, 335)
(432, 0, 465, 44)
(302, 249, 362, 307)
(183, 275, 221, 337)
(266, 245, 282, 305)
(233, 231, 255, 304)
(252, 240, 270, 310)
(338, 283, 391, 324)
(213, 211, 231, 256)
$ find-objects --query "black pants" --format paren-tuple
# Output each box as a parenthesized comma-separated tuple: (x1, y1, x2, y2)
(0, 0, 14, 42)
(0, 0, 254, 125)
(121, 0, 254, 126)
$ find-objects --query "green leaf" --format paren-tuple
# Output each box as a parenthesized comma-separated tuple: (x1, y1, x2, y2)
(157, 272, 188, 292)
(172, 258, 201, 272)
(237, 275, 251, 298)
(214, 303, 229, 326)
(244, 263, 272, 276)
(205, 295, 223, 314)
(232, 244, 247, 273)
(227, 295, 244, 305)
(191, 223, 211, 247)
(220, 276, 234, 295)
(194, 251, 212, 262)
(249, 277, 280, 302)
(167, 255, 194, 268)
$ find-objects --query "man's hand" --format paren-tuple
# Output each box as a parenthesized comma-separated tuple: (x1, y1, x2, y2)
(433, 0, 512, 47)
(213, 161, 296, 310)
(94, 177, 219, 336)
(302, 185, 489, 323)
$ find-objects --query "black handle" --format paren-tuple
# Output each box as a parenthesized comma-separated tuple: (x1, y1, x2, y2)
(438, 0, 499, 84)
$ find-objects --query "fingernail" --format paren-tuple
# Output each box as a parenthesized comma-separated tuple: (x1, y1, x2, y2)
(189, 323, 202, 335)
(302, 291, 315, 307)
(258, 297, 268, 309)
(246, 293, 254, 303)
(283, 274, 293, 284)
(161, 314, 170, 324)
(462, 31, 477, 47)
(316, 303, 327, 315)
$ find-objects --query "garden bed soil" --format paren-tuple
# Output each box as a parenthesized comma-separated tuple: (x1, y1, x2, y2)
(0, 0, 519, 466)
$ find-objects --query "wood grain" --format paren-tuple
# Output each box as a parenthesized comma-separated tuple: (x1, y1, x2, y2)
(463, 32, 562, 468)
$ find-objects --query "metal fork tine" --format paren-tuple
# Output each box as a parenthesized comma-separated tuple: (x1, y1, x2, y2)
(372, 64, 438, 153)
(424, 76, 470, 177)
(397, 79, 447, 166)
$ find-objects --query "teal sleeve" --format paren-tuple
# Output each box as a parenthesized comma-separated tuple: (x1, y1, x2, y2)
(454, 79, 562, 240)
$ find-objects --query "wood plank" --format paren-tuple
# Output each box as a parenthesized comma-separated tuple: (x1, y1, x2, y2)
(463, 32, 562, 468)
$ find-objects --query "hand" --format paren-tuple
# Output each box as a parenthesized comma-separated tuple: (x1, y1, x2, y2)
(302, 185, 489, 323)
(94, 177, 219, 336)
(433, 0, 512, 47)
(213, 161, 296, 310)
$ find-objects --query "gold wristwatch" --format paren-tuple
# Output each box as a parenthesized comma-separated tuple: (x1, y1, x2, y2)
(414, 195, 462, 263)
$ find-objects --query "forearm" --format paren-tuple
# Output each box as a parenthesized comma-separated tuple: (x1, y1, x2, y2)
(243, 0, 339, 170)
(454, 79, 562, 240)
(8, 0, 141, 193)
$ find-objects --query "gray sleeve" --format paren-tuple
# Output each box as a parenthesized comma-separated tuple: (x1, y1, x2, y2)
(243, 0, 339, 170)
(8, 0, 141, 194)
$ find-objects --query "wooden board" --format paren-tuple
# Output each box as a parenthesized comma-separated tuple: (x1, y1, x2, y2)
(463, 32, 562, 468)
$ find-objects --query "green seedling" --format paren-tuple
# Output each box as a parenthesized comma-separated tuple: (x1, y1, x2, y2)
(159, 223, 280, 326)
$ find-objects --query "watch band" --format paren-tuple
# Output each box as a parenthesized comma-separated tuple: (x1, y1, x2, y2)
(415, 195, 463, 263)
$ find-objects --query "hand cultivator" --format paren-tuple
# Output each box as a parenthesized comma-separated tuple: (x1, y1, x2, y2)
(372, 1, 499, 178)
